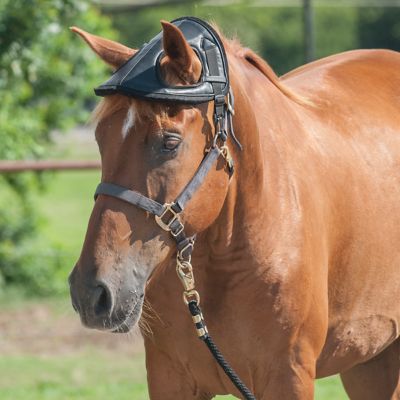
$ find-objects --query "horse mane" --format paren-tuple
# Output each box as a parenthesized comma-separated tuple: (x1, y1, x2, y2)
(238, 47, 312, 106)
(213, 25, 312, 107)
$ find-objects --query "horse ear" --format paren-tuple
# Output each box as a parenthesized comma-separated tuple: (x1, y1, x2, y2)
(70, 27, 137, 69)
(160, 20, 202, 84)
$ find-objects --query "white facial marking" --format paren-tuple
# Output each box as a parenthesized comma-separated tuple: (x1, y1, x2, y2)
(122, 106, 136, 140)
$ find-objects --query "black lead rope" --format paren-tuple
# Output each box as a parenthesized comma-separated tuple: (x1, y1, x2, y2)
(188, 302, 256, 400)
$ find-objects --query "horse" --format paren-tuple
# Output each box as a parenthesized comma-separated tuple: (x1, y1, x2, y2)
(69, 18, 400, 399)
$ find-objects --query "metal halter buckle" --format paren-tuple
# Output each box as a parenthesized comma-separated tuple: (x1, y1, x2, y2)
(155, 203, 183, 235)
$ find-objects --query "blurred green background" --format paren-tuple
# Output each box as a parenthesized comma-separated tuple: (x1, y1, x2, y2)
(1, 0, 399, 398)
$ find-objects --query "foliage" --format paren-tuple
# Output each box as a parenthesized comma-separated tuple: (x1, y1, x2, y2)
(110, 2, 399, 75)
(358, 7, 400, 51)
(0, 0, 113, 294)
(314, 6, 358, 61)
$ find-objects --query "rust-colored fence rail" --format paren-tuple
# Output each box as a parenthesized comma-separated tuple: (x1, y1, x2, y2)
(0, 160, 101, 173)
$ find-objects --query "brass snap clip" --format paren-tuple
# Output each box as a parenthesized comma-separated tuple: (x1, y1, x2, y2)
(176, 257, 201, 305)
(176, 258, 195, 292)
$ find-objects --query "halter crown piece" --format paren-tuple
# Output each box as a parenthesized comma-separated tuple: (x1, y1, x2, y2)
(93, 17, 254, 400)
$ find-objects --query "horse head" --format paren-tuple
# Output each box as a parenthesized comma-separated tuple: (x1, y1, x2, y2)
(68, 21, 233, 333)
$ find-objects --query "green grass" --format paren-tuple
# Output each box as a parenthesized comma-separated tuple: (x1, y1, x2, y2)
(38, 170, 100, 255)
(0, 348, 347, 399)
(0, 351, 148, 400)
(0, 348, 347, 400)
(316, 376, 347, 399)
(34, 170, 100, 293)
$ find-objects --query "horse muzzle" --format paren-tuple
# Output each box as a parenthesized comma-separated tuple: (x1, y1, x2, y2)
(68, 265, 144, 333)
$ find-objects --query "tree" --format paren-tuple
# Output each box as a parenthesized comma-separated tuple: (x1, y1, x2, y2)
(358, 7, 400, 51)
(0, 0, 113, 293)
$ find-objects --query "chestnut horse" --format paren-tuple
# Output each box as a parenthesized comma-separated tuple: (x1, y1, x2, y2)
(69, 20, 400, 399)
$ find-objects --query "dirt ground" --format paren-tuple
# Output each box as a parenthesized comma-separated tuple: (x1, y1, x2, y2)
(0, 298, 144, 357)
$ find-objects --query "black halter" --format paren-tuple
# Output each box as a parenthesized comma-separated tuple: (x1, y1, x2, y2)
(93, 17, 255, 400)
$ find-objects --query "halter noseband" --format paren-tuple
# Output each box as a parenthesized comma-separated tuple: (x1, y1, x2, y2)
(93, 17, 255, 400)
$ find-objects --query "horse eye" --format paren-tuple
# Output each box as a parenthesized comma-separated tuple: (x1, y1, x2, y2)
(162, 134, 182, 152)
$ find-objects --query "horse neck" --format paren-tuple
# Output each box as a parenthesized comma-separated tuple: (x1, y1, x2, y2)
(196, 54, 300, 273)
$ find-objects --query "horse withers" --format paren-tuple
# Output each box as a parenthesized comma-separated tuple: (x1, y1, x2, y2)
(69, 18, 400, 399)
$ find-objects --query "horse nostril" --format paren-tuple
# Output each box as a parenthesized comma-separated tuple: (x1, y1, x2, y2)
(92, 284, 113, 317)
